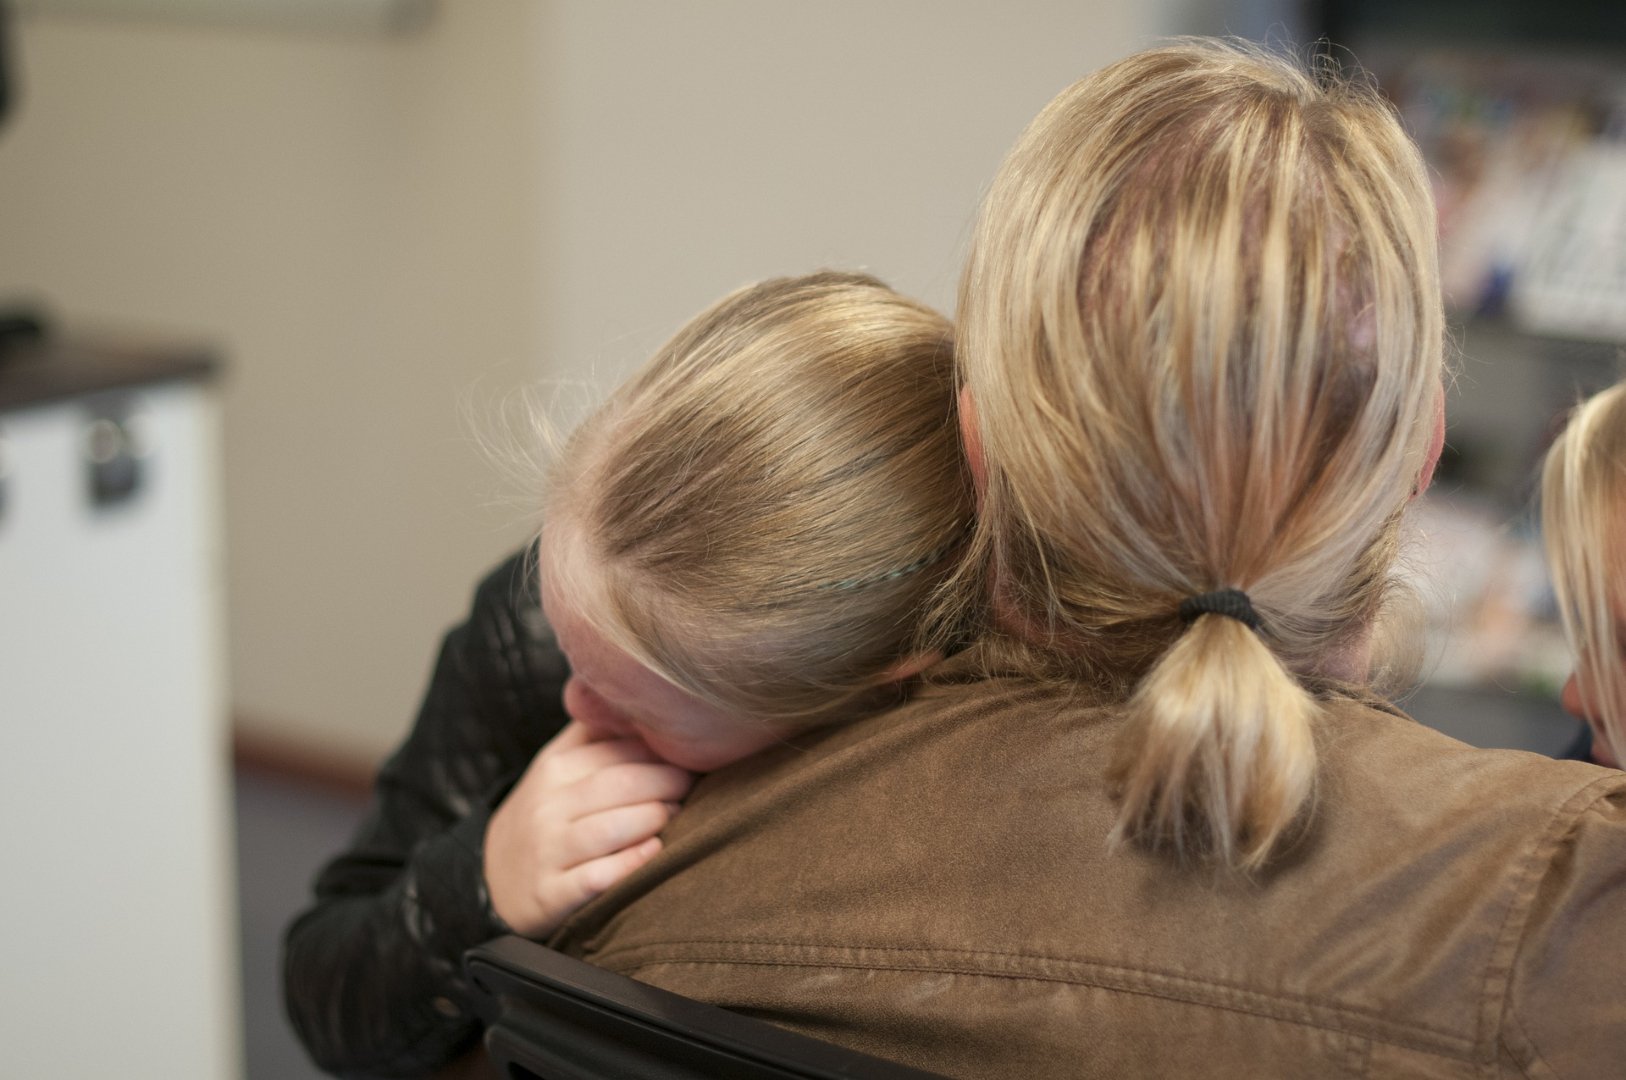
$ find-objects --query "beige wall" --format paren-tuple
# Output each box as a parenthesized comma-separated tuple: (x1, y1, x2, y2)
(0, 2, 546, 763)
(533, 2, 1165, 389)
(1, 1, 1167, 766)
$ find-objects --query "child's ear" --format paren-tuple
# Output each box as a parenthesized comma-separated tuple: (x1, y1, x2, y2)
(869, 651, 945, 686)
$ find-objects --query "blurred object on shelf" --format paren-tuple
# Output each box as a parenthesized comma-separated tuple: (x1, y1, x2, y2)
(1399, 491, 1571, 695)
(1438, 319, 1625, 507)
(1400, 323, 1621, 715)
(1514, 142, 1626, 342)
(1365, 48, 1626, 341)
(1305, 3, 1623, 733)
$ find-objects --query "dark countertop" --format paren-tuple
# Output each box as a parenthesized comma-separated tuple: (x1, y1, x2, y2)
(0, 335, 221, 414)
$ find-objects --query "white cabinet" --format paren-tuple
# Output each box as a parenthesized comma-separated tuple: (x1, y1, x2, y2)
(0, 346, 239, 1080)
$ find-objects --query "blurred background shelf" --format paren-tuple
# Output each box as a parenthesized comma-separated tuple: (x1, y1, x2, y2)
(1313, 2, 1626, 749)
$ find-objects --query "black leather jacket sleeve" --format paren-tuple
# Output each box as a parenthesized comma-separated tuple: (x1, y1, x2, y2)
(282, 546, 571, 1078)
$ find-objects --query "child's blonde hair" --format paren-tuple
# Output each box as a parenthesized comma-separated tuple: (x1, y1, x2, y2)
(953, 41, 1445, 868)
(545, 271, 972, 725)
(1542, 380, 1626, 766)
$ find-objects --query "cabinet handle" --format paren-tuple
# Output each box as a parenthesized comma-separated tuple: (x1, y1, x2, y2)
(81, 402, 150, 509)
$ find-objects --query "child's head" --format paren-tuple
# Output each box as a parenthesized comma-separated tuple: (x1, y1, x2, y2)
(1542, 380, 1626, 768)
(539, 271, 972, 771)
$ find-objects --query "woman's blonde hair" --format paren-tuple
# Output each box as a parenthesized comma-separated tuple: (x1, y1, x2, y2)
(954, 41, 1445, 868)
(1542, 380, 1626, 766)
(545, 271, 972, 725)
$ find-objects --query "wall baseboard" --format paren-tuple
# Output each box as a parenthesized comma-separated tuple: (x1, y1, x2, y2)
(232, 723, 376, 800)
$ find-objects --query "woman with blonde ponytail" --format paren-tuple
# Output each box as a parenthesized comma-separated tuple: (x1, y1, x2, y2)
(505, 41, 1626, 1080)
(951, 39, 1446, 870)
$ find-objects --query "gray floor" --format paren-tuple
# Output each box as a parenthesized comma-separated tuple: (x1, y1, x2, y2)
(235, 769, 367, 1080)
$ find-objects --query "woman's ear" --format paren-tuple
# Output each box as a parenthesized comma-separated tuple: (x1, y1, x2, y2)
(1412, 381, 1446, 500)
(959, 387, 987, 500)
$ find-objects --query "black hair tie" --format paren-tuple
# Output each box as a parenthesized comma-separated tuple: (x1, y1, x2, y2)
(1178, 588, 1262, 632)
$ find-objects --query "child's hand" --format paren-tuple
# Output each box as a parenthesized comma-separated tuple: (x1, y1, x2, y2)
(484, 720, 694, 938)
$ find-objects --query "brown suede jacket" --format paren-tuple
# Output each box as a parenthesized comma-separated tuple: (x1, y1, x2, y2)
(285, 550, 1626, 1079)
(553, 654, 1626, 1079)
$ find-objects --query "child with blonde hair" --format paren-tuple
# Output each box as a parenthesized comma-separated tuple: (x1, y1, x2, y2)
(1543, 378, 1626, 769)
(483, 269, 974, 938)
(286, 269, 975, 1075)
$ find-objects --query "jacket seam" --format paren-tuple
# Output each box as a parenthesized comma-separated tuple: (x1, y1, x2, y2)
(615, 956, 1472, 1065)
(1345, 1029, 1373, 1080)
(1498, 1003, 1553, 1080)
(1475, 775, 1621, 1078)
(590, 942, 1476, 1057)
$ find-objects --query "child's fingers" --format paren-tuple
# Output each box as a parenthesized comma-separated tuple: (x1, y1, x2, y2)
(525, 834, 665, 936)
(546, 732, 663, 787)
(544, 720, 598, 753)
(551, 836, 664, 919)
(559, 800, 677, 868)
(527, 720, 633, 778)
(567, 761, 694, 819)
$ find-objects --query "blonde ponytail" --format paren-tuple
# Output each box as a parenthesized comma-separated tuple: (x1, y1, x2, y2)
(1110, 609, 1318, 869)
(955, 41, 1445, 869)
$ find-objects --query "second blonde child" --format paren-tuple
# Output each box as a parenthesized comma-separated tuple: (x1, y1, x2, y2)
(1542, 379, 1626, 768)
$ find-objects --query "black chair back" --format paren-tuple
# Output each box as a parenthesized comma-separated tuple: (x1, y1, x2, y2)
(465, 936, 948, 1080)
